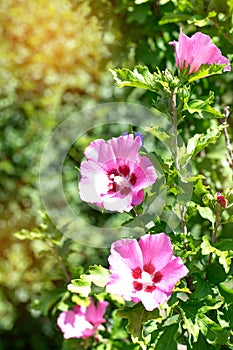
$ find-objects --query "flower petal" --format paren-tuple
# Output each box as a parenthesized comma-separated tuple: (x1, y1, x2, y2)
(139, 233, 174, 271)
(85, 298, 108, 327)
(137, 287, 170, 311)
(157, 256, 189, 293)
(108, 134, 142, 163)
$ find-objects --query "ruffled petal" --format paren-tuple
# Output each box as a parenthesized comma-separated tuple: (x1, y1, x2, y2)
(139, 233, 174, 271)
(157, 256, 189, 293)
(108, 134, 142, 163)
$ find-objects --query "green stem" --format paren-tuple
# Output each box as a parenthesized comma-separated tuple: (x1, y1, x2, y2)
(171, 91, 179, 170)
(220, 106, 233, 171)
(171, 91, 188, 236)
(49, 242, 71, 283)
(209, 210, 220, 265)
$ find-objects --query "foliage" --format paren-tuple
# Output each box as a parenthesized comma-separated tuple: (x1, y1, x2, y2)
(0, 0, 233, 349)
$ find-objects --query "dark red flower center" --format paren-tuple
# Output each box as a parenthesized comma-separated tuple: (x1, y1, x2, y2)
(107, 164, 137, 194)
(131, 262, 163, 293)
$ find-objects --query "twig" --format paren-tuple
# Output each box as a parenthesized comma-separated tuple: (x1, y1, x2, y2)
(50, 243, 71, 283)
(220, 106, 233, 170)
(210, 20, 233, 46)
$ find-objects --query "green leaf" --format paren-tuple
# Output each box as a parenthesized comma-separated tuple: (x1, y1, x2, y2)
(197, 313, 229, 345)
(180, 303, 200, 341)
(145, 125, 170, 142)
(188, 63, 227, 83)
(219, 283, 233, 305)
(116, 303, 162, 344)
(201, 236, 233, 273)
(159, 12, 190, 25)
(192, 334, 219, 349)
(67, 276, 91, 297)
(14, 228, 46, 241)
(155, 324, 179, 350)
(184, 91, 224, 119)
(187, 11, 217, 27)
(190, 275, 212, 301)
(110, 66, 157, 91)
(88, 265, 110, 287)
(110, 65, 172, 94)
(207, 260, 228, 284)
(32, 289, 64, 316)
(196, 206, 215, 226)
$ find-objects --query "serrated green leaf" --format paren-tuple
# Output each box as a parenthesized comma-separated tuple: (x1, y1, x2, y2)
(188, 63, 227, 82)
(110, 66, 157, 91)
(110, 65, 171, 94)
(88, 265, 110, 287)
(67, 276, 91, 297)
(201, 236, 233, 273)
(184, 95, 223, 119)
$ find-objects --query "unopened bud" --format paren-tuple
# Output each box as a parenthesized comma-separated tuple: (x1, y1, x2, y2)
(216, 192, 227, 208)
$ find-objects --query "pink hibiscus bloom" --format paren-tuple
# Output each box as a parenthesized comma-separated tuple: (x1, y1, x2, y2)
(169, 28, 231, 75)
(57, 298, 108, 339)
(106, 233, 188, 311)
(78, 134, 157, 212)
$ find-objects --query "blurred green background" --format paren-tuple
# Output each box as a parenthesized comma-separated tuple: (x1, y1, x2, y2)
(0, 0, 232, 349)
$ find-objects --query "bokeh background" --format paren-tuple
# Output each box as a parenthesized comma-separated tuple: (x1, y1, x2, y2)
(0, 0, 232, 349)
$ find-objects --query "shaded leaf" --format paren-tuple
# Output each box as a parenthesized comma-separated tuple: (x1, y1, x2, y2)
(155, 324, 179, 350)
(116, 303, 162, 344)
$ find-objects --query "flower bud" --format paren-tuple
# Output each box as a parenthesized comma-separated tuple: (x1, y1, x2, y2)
(216, 192, 227, 208)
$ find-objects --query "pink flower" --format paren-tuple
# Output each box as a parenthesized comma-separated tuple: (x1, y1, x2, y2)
(57, 298, 108, 339)
(169, 28, 231, 75)
(78, 134, 157, 212)
(106, 233, 188, 311)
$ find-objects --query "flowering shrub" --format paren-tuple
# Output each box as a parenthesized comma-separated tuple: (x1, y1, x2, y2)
(15, 22, 233, 350)
(78, 134, 157, 212)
